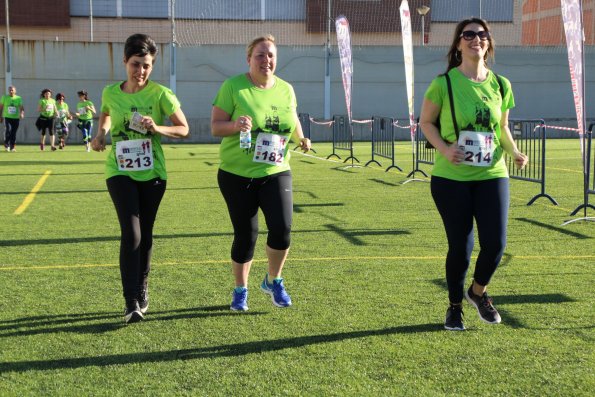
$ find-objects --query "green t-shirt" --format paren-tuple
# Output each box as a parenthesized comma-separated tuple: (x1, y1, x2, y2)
(56, 102, 69, 122)
(424, 68, 514, 181)
(39, 98, 57, 118)
(1, 95, 23, 119)
(77, 100, 95, 121)
(213, 74, 298, 178)
(101, 80, 180, 181)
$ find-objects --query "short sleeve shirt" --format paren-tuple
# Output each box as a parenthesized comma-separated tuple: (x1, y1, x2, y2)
(39, 98, 57, 118)
(213, 74, 298, 178)
(77, 100, 95, 121)
(424, 68, 515, 181)
(1, 95, 23, 119)
(101, 80, 180, 181)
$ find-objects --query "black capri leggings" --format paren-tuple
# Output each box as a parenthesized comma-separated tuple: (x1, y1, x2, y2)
(217, 169, 293, 264)
(107, 175, 166, 301)
(36, 116, 54, 136)
(431, 176, 509, 304)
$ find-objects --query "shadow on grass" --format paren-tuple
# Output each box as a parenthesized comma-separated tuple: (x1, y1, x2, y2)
(429, 280, 576, 328)
(0, 306, 255, 338)
(0, 323, 441, 373)
(0, 226, 371, 248)
(515, 217, 592, 239)
(325, 224, 410, 245)
(369, 178, 401, 187)
(294, 203, 344, 213)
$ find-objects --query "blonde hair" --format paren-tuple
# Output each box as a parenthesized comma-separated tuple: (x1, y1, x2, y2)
(246, 34, 276, 58)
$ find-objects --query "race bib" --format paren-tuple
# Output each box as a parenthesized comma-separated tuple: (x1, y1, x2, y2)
(45, 104, 54, 113)
(458, 130, 495, 167)
(253, 133, 288, 166)
(7, 106, 16, 115)
(78, 107, 86, 115)
(115, 139, 154, 171)
(128, 112, 149, 135)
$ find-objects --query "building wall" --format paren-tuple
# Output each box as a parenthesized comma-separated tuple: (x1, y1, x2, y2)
(1, 40, 592, 144)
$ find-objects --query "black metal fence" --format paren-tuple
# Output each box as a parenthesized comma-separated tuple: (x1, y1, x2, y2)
(570, 122, 595, 216)
(365, 116, 402, 172)
(410, 122, 432, 178)
(327, 115, 358, 163)
(507, 119, 557, 205)
(295, 113, 317, 153)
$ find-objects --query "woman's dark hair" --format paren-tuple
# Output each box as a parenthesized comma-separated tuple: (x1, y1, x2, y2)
(77, 90, 88, 100)
(446, 18, 495, 72)
(40, 88, 52, 98)
(55, 93, 65, 100)
(124, 33, 158, 63)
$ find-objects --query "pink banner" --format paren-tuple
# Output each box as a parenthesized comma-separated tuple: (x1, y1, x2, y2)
(561, 0, 585, 137)
(335, 15, 353, 123)
(399, 0, 416, 139)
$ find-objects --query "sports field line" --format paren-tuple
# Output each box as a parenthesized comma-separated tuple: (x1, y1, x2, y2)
(13, 170, 52, 215)
(1, 254, 593, 271)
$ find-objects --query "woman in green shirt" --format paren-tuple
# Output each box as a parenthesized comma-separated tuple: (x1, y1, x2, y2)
(419, 18, 528, 331)
(211, 35, 311, 312)
(91, 33, 190, 323)
(36, 88, 58, 151)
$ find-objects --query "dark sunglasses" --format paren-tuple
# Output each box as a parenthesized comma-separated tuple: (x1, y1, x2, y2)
(460, 30, 490, 41)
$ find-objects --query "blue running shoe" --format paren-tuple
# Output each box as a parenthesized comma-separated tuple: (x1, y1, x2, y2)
(260, 275, 292, 308)
(230, 287, 248, 311)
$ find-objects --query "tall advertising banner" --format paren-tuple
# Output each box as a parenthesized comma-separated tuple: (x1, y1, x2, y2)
(335, 15, 353, 124)
(561, 0, 586, 159)
(399, 0, 415, 143)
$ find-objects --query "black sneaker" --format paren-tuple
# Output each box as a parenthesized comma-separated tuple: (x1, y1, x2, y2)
(138, 288, 149, 315)
(444, 304, 465, 331)
(124, 300, 144, 324)
(465, 287, 501, 324)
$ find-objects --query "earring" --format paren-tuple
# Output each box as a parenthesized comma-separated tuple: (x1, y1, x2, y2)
(455, 51, 461, 62)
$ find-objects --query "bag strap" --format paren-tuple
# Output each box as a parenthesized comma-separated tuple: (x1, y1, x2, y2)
(442, 72, 459, 139)
(442, 71, 505, 141)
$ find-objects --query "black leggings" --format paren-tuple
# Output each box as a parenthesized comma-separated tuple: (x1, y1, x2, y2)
(4, 118, 19, 149)
(431, 176, 509, 303)
(217, 169, 293, 264)
(107, 175, 166, 301)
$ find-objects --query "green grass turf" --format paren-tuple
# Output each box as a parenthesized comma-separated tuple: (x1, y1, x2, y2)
(0, 140, 593, 396)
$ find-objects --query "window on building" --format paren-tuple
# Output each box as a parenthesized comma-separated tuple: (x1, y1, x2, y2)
(431, 0, 513, 22)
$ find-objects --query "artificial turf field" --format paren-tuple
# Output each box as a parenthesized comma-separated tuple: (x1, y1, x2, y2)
(0, 140, 593, 396)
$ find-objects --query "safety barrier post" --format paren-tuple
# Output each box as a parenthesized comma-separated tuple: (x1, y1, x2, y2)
(569, 123, 595, 216)
(327, 114, 359, 163)
(507, 119, 557, 205)
(365, 116, 402, 172)
(294, 113, 317, 153)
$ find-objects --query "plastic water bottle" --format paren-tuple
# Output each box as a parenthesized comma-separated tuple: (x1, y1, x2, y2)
(240, 130, 251, 149)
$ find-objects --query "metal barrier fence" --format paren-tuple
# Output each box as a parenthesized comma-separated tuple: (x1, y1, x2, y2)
(365, 116, 402, 172)
(569, 123, 595, 216)
(410, 121, 432, 178)
(327, 115, 359, 163)
(294, 113, 317, 153)
(507, 119, 557, 205)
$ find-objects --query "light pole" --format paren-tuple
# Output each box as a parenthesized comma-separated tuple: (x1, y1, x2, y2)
(416, 5, 430, 46)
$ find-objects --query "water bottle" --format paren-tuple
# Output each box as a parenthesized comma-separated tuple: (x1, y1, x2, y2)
(240, 130, 251, 149)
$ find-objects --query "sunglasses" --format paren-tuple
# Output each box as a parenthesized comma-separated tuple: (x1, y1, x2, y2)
(460, 30, 490, 41)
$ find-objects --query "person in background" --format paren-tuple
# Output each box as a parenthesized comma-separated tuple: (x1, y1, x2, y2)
(211, 34, 311, 312)
(54, 93, 73, 149)
(76, 90, 96, 152)
(36, 88, 58, 151)
(418, 18, 528, 331)
(91, 33, 190, 324)
(0, 85, 25, 152)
